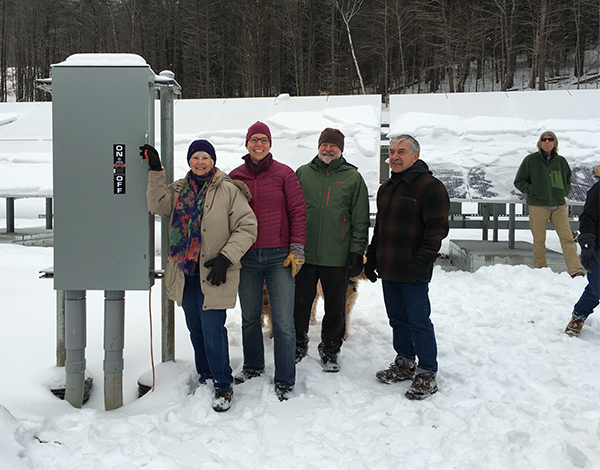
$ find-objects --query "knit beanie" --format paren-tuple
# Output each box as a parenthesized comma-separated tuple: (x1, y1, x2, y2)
(246, 121, 272, 145)
(318, 128, 344, 152)
(187, 139, 217, 166)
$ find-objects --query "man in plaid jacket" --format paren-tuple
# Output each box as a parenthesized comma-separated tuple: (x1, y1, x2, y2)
(365, 134, 449, 400)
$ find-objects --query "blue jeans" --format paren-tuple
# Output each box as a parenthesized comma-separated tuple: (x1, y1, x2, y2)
(573, 250, 600, 320)
(382, 280, 438, 374)
(239, 248, 296, 388)
(182, 273, 233, 392)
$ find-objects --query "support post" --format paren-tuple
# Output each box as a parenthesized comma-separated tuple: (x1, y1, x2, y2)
(481, 203, 489, 241)
(379, 143, 390, 183)
(65, 290, 86, 408)
(159, 71, 176, 363)
(56, 290, 66, 367)
(46, 197, 53, 229)
(104, 290, 125, 411)
(6, 197, 15, 233)
(492, 204, 500, 242)
(508, 203, 516, 249)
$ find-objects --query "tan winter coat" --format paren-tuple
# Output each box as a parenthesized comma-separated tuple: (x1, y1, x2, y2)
(147, 169, 257, 309)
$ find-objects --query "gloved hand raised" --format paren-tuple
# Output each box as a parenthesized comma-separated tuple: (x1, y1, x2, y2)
(578, 233, 598, 273)
(139, 144, 162, 171)
(346, 252, 364, 278)
(204, 254, 231, 286)
(283, 243, 305, 277)
(364, 253, 377, 283)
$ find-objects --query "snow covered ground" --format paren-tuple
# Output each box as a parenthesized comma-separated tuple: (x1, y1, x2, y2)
(0, 222, 598, 469)
(0, 61, 599, 468)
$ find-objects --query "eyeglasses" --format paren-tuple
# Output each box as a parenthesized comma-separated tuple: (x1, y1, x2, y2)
(249, 137, 270, 145)
(541, 137, 554, 142)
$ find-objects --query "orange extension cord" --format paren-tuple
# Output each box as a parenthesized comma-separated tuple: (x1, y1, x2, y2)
(148, 287, 156, 392)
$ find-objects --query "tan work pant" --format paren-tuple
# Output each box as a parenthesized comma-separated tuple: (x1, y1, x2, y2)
(528, 205, 583, 276)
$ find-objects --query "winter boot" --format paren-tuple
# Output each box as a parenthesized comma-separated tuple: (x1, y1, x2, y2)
(565, 315, 586, 337)
(321, 355, 340, 373)
(405, 372, 438, 400)
(275, 385, 293, 402)
(212, 389, 233, 412)
(319, 344, 340, 373)
(376, 358, 416, 384)
(234, 369, 262, 384)
(295, 346, 308, 364)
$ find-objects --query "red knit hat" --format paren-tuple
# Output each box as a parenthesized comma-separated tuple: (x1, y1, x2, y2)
(318, 128, 344, 152)
(246, 121, 272, 145)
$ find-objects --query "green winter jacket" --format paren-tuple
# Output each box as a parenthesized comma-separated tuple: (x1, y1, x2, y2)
(514, 149, 572, 207)
(296, 156, 370, 267)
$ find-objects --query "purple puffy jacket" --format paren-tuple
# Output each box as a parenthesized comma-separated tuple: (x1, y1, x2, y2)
(229, 153, 306, 249)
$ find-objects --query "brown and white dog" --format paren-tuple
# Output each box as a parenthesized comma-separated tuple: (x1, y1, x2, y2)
(261, 268, 368, 340)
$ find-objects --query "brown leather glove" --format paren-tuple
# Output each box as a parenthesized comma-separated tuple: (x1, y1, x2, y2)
(283, 243, 305, 277)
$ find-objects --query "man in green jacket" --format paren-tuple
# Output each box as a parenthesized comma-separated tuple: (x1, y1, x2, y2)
(294, 128, 370, 372)
(514, 131, 584, 277)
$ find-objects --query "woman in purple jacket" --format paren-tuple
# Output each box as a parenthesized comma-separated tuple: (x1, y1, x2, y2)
(229, 121, 306, 401)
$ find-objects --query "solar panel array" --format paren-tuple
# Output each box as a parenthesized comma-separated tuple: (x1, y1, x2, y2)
(388, 90, 600, 204)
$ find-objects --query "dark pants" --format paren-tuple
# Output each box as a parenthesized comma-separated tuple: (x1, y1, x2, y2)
(294, 263, 348, 358)
(382, 279, 438, 374)
(182, 273, 233, 392)
(572, 250, 600, 320)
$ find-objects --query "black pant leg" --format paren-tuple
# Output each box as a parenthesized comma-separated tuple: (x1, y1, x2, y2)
(318, 266, 349, 357)
(293, 263, 319, 351)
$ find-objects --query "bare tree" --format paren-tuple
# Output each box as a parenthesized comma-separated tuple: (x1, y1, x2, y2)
(0, 0, 8, 101)
(332, 0, 366, 94)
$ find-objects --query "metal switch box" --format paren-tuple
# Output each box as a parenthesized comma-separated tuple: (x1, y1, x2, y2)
(51, 55, 155, 291)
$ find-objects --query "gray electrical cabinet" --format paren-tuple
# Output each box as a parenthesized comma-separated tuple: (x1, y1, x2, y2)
(52, 56, 155, 291)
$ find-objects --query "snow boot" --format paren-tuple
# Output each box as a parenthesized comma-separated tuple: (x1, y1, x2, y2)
(275, 385, 293, 401)
(212, 389, 233, 412)
(405, 372, 438, 400)
(234, 369, 262, 384)
(320, 353, 340, 373)
(376, 358, 416, 384)
(565, 315, 586, 337)
(295, 346, 307, 364)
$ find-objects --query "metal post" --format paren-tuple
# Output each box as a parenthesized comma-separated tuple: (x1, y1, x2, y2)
(6, 197, 15, 233)
(481, 203, 489, 241)
(492, 204, 500, 242)
(159, 70, 176, 363)
(65, 290, 86, 408)
(46, 197, 53, 229)
(379, 143, 390, 183)
(104, 290, 125, 411)
(56, 290, 66, 367)
(508, 203, 516, 249)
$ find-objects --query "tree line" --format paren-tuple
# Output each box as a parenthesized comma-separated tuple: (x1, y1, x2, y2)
(1, 0, 599, 102)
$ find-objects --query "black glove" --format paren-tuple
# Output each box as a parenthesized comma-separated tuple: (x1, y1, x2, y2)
(346, 252, 364, 278)
(139, 144, 162, 171)
(204, 254, 231, 286)
(364, 253, 377, 283)
(407, 258, 432, 282)
(578, 233, 598, 273)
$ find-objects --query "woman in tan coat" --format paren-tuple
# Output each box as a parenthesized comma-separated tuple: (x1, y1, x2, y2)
(142, 140, 257, 412)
